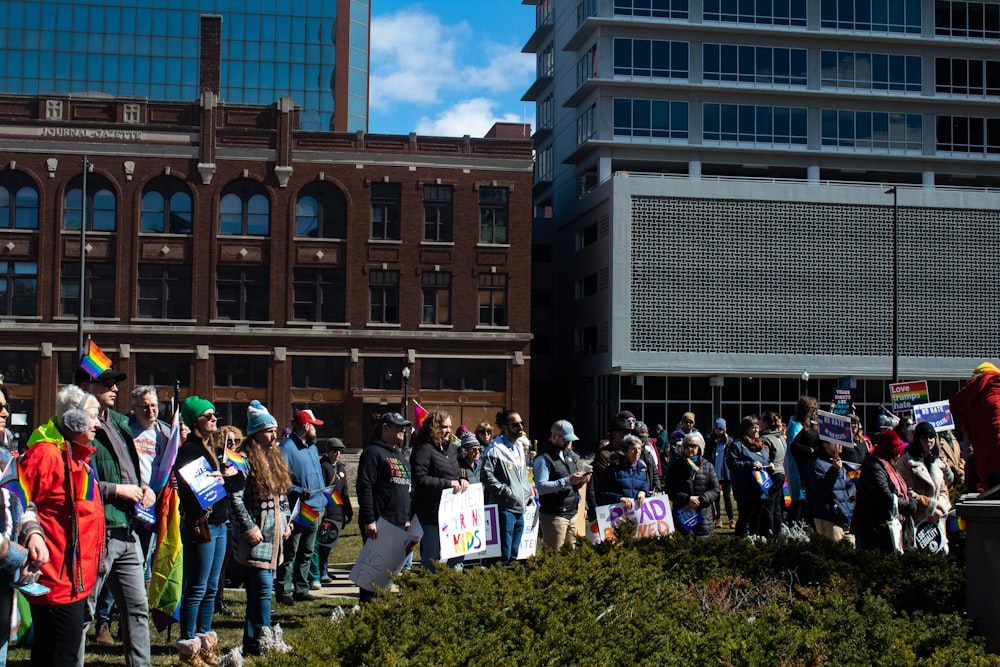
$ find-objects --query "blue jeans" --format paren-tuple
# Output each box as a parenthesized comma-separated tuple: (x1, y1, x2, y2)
(419, 522, 464, 573)
(498, 510, 524, 565)
(180, 522, 227, 640)
(243, 568, 274, 653)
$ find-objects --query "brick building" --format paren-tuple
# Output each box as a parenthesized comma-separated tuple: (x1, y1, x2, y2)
(0, 18, 533, 446)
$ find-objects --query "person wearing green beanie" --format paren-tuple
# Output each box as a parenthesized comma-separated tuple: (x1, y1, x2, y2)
(181, 396, 215, 429)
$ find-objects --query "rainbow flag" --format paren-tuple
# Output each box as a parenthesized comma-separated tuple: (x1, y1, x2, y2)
(948, 513, 966, 533)
(79, 464, 97, 502)
(413, 402, 429, 430)
(753, 468, 773, 491)
(782, 477, 791, 508)
(844, 462, 861, 485)
(223, 449, 248, 474)
(150, 410, 182, 494)
(292, 499, 321, 528)
(149, 477, 183, 631)
(686, 457, 699, 472)
(324, 487, 344, 506)
(0, 460, 30, 509)
(79, 339, 112, 379)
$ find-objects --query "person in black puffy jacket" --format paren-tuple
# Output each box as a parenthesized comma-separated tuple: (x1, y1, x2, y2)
(665, 432, 719, 537)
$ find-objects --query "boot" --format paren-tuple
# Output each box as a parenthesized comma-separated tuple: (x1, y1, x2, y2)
(94, 622, 115, 646)
(176, 638, 208, 667)
(196, 631, 220, 666)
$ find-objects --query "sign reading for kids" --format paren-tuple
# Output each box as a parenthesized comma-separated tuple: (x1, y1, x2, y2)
(438, 483, 486, 560)
(594, 496, 675, 542)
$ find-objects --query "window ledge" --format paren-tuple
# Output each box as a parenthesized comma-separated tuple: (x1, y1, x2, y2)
(218, 234, 270, 239)
(208, 320, 276, 326)
(286, 321, 352, 328)
(419, 324, 454, 329)
(420, 241, 455, 247)
(365, 322, 401, 328)
(60, 230, 115, 235)
(293, 237, 346, 242)
(476, 243, 511, 249)
(0, 229, 39, 233)
(132, 318, 198, 324)
(0, 316, 43, 323)
(138, 231, 193, 237)
(53, 316, 120, 322)
(475, 324, 510, 331)
(368, 238, 402, 244)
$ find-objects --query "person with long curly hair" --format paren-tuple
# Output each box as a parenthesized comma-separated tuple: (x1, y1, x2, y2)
(409, 410, 467, 571)
(229, 401, 290, 656)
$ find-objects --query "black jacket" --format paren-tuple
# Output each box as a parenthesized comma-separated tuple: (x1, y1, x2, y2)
(664, 456, 720, 536)
(321, 457, 353, 526)
(173, 433, 243, 526)
(851, 455, 918, 553)
(356, 437, 412, 529)
(409, 435, 462, 526)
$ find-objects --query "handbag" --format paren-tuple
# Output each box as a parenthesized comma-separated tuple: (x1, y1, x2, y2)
(189, 514, 212, 544)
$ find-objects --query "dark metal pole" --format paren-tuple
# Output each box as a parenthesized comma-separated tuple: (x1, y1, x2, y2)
(77, 155, 89, 361)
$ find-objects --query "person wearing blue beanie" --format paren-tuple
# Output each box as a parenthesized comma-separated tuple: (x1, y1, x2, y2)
(246, 400, 277, 436)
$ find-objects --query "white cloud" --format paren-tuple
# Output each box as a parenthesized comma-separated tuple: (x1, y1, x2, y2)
(369, 7, 534, 129)
(415, 98, 529, 138)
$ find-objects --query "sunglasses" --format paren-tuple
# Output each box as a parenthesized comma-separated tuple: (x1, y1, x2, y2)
(200, 412, 217, 421)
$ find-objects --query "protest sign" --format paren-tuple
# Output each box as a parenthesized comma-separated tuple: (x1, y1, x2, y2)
(594, 496, 675, 542)
(518, 505, 539, 560)
(176, 457, 226, 510)
(438, 483, 486, 560)
(349, 518, 423, 591)
(466, 505, 501, 562)
(912, 400, 954, 432)
(833, 389, 852, 416)
(817, 410, 853, 449)
(890, 380, 928, 413)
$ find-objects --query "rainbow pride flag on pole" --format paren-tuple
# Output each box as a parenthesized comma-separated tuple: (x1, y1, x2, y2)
(150, 410, 182, 494)
(686, 457, 699, 473)
(412, 402, 429, 430)
(223, 449, 248, 474)
(79, 338, 112, 379)
(323, 486, 344, 506)
(0, 459, 31, 509)
(844, 461, 862, 485)
(292, 499, 321, 528)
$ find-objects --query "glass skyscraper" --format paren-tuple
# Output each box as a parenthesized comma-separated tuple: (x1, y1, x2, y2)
(0, 0, 369, 131)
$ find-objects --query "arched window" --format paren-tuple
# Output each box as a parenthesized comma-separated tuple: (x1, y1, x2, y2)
(219, 180, 270, 236)
(0, 172, 39, 230)
(64, 174, 116, 232)
(295, 182, 347, 238)
(141, 177, 193, 233)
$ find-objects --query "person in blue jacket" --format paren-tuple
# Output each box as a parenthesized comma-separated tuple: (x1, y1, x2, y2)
(726, 415, 772, 538)
(597, 435, 649, 509)
(808, 438, 855, 544)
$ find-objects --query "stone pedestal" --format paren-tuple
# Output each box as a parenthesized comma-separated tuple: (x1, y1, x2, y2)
(957, 495, 1000, 653)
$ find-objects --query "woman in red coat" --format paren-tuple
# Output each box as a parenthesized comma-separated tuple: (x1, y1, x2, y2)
(21, 384, 104, 667)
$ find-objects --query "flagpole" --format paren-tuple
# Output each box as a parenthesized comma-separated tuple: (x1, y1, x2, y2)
(76, 155, 89, 361)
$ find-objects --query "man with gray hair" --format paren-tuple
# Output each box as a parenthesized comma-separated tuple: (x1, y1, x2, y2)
(533, 420, 591, 551)
(128, 386, 170, 489)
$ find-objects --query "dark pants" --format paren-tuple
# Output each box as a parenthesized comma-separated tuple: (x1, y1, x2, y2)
(715, 480, 735, 521)
(31, 598, 87, 667)
(277, 519, 319, 597)
(767, 472, 786, 536)
(735, 497, 769, 538)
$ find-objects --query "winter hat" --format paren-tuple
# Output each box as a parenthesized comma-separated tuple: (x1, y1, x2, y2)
(246, 399, 278, 436)
(180, 396, 215, 428)
(459, 431, 480, 449)
(913, 421, 936, 441)
(877, 413, 899, 430)
(974, 362, 999, 376)
(714, 418, 726, 430)
(874, 428, 907, 460)
(610, 411, 636, 432)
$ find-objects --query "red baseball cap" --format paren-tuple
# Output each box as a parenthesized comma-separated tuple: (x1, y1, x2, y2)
(294, 409, 324, 426)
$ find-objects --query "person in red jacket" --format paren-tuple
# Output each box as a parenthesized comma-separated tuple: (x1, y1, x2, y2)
(952, 362, 1000, 491)
(21, 384, 104, 667)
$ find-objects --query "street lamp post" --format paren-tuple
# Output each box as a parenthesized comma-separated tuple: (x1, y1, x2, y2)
(885, 187, 899, 383)
(401, 366, 411, 448)
(800, 370, 809, 396)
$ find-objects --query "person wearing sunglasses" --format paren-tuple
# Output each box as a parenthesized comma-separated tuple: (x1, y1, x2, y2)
(173, 396, 245, 666)
(213, 424, 245, 617)
(481, 409, 531, 565)
(895, 421, 953, 555)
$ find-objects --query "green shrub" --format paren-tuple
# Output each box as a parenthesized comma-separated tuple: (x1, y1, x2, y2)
(267, 535, 995, 667)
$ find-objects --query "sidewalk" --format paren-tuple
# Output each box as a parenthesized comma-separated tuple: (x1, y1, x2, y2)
(316, 562, 359, 599)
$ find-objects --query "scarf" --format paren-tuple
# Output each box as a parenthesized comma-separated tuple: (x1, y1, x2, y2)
(878, 456, 909, 502)
(743, 435, 764, 453)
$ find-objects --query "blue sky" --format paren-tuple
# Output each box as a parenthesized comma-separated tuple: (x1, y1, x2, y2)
(368, 2, 535, 137)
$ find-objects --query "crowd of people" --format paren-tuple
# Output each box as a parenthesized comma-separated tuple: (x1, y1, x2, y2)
(3, 360, 999, 665)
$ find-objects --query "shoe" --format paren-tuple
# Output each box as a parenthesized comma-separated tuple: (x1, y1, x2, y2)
(278, 594, 295, 605)
(321, 576, 334, 585)
(713, 520, 722, 528)
(95, 623, 115, 646)
(214, 600, 235, 617)
(293, 592, 320, 602)
(729, 519, 737, 529)
(310, 581, 321, 590)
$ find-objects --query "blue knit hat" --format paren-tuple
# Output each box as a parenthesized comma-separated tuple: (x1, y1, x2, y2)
(247, 399, 277, 436)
